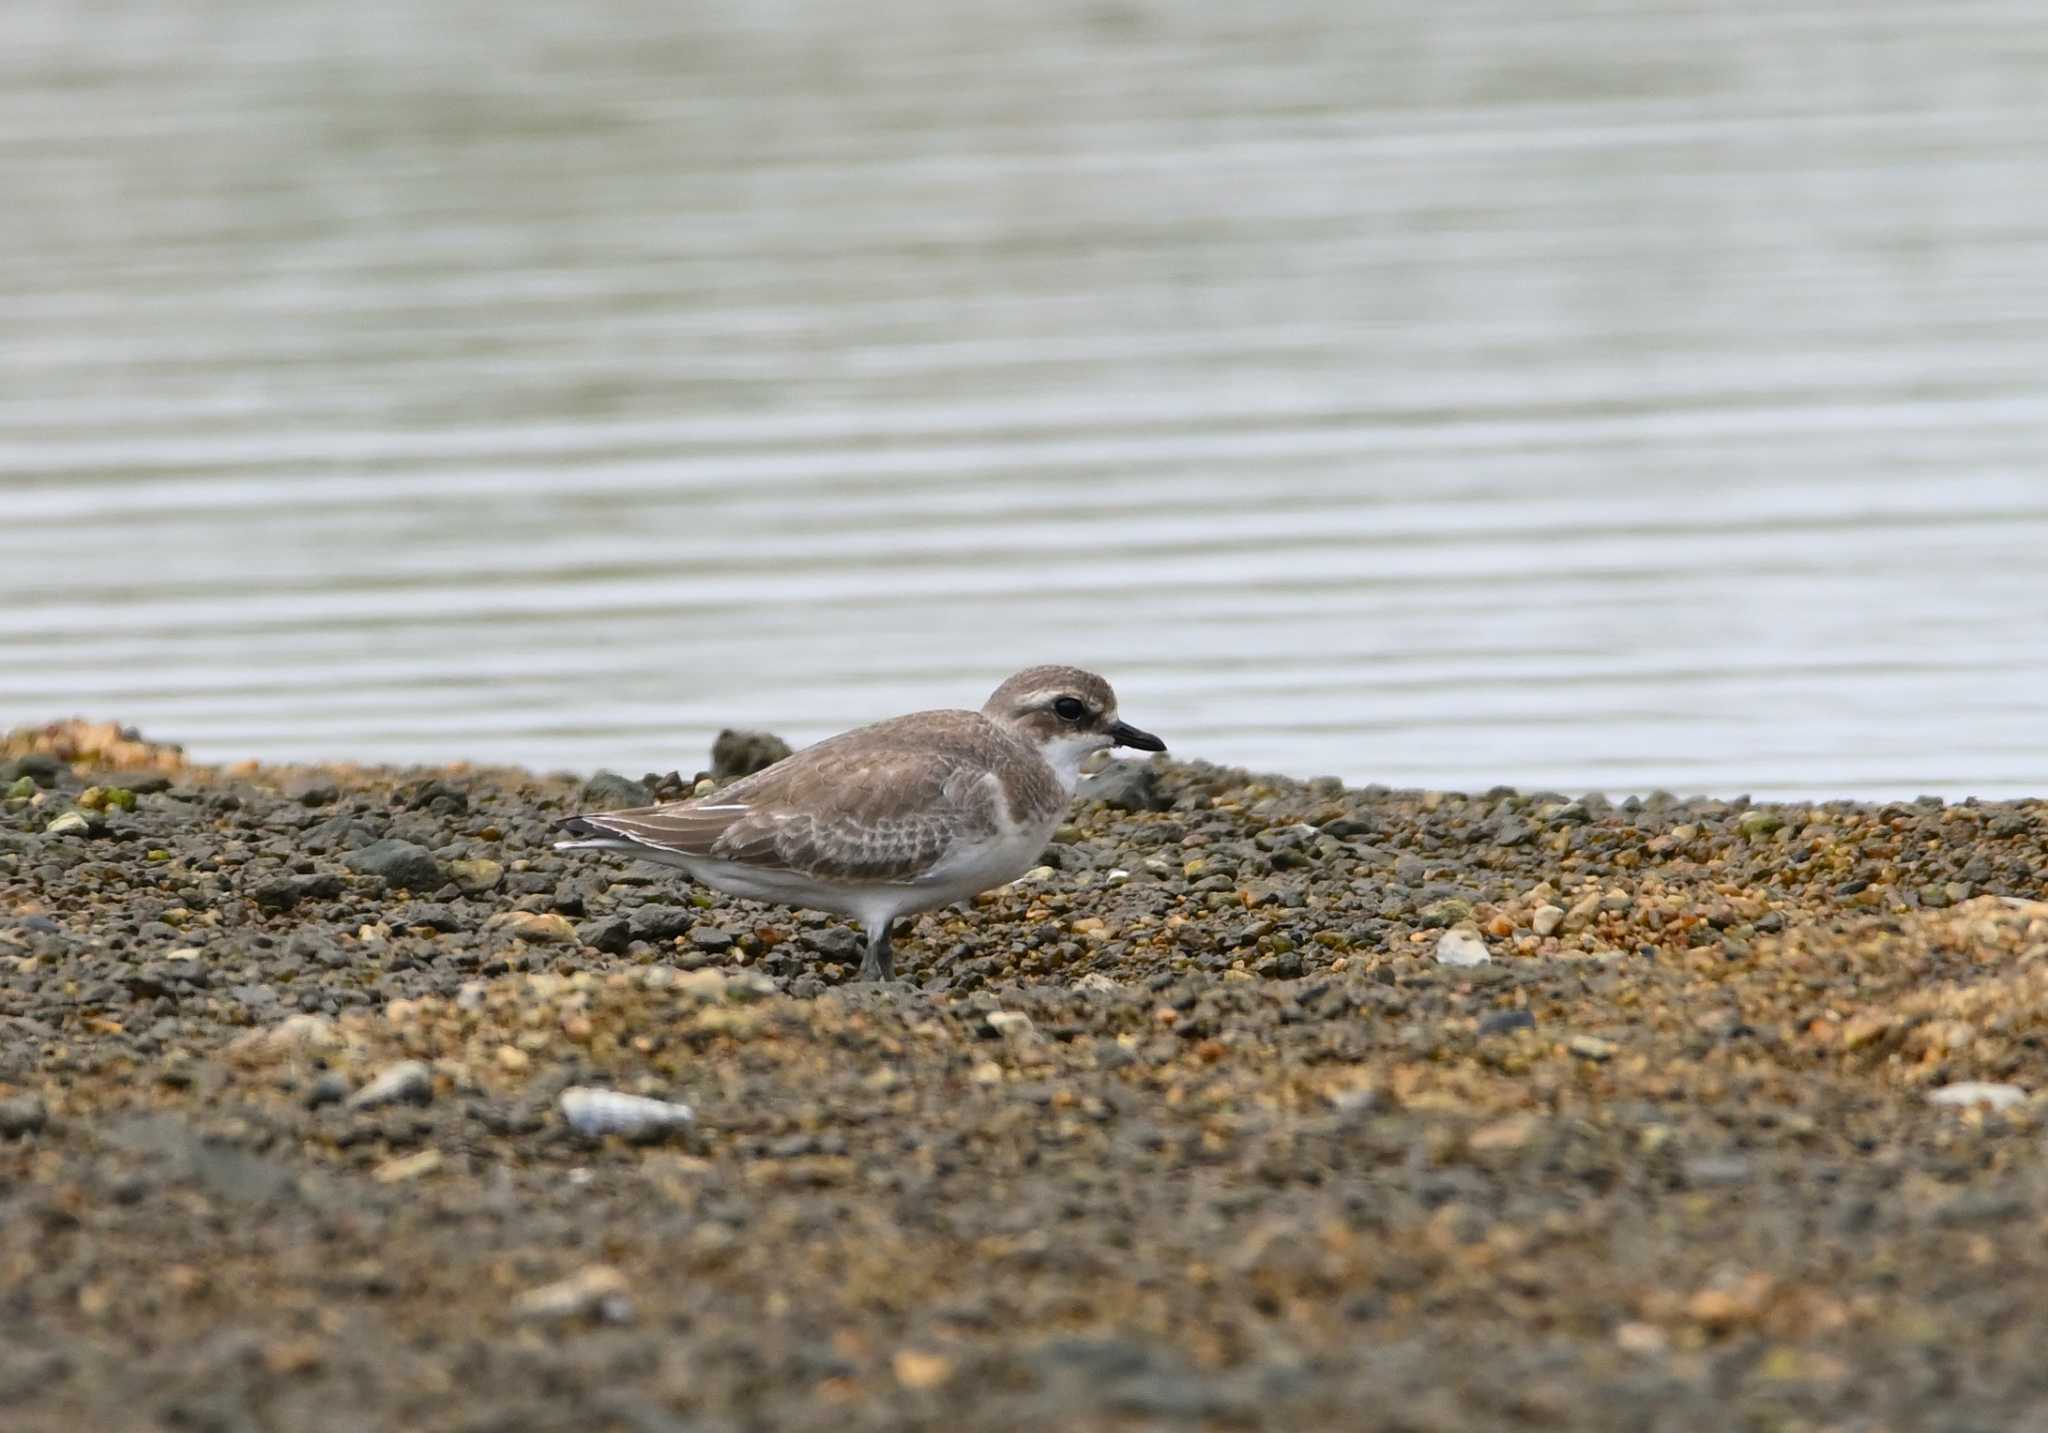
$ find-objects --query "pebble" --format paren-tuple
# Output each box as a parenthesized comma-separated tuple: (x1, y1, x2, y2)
(892, 1349, 956, 1390)
(1477, 1009, 1535, 1038)
(493, 912, 577, 944)
(1927, 1082, 2027, 1112)
(710, 729, 793, 780)
(559, 1087, 696, 1138)
(372, 1149, 443, 1183)
(43, 812, 91, 836)
(344, 838, 444, 890)
(0, 1093, 49, 1137)
(1567, 1035, 1618, 1062)
(227, 1013, 341, 1063)
(1434, 927, 1491, 967)
(1083, 761, 1166, 812)
(580, 772, 652, 809)
(512, 1265, 633, 1324)
(447, 858, 505, 894)
(1530, 904, 1566, 937)
(305, 1073, 350, 1108)
(346, 1061, 434, 1110)
(1561, 892, 1602, 933)
(985, 1010, 1040, 1041)
(9, 721, 2048, 1430)
(627, 906, 695, 943)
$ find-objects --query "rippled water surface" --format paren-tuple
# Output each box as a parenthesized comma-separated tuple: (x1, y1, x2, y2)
(5, 0, 2047, 796)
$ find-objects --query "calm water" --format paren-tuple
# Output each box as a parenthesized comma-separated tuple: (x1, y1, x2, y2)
(4, 0, 2047, 797)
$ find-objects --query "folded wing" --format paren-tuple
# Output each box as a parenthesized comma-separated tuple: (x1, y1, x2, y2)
(558, 720, 1011, 887)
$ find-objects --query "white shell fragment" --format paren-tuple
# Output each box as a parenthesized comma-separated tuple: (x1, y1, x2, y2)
(1926, 1082, 2028, 1112)
(512, 1264, 633, 1324)
(559, 1086, 696, 1137)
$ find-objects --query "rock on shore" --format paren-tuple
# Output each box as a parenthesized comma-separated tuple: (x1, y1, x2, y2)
(2, 718, 2046, 1431)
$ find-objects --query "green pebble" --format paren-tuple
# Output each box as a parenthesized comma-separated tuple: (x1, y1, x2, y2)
(104, 787, 138, 811)
(5, 776, 33, 800)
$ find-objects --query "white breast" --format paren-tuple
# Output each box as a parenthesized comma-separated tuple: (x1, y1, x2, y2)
(1033, 733, 1109, 797)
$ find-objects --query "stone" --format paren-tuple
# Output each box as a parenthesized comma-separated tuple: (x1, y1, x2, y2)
(1083, 761, 1167, 812)
(372, 1149, 443, 1183)
(1469, 1115, 1538, 1151)
(559, 1088, 695, 1138)
(1561, 891, 1602, 933)
(580, 771, 651, 809)
(492, 911, 577, 944)
(1840, 1012, 1892, 1050)
(447, 857, 504, 894)
(0, 1094, 48, 1137)
(1076, 972, 1123, 994)
(343, 838, 443, 890)
(43, 812, 91, 836)
(2, 753, 62, 788)
(1927, 1081, 2027, 1112)
(1419, 898, 1474, 927)
(1531, 904, 1566, 936)
(305, 1073, 350, 1108)
(670, 969, 729, 1000)
(1477, 1009, 1535, 1038)
(628, 905, 695, 943)
(1434, 926, 1491, 967)
(227, 1014, 340, 1064)
(986, 1010, 1039, 1041)
(711, 729, 793, 781)
(512, 1264, 633, 1323)
(578, 914, 635, 954)
(892, 1349, 956, 1391)
(1567, 1035, 1617, 1062)
(252, 872, 343, 913)
(689, 926, 735, 953)
(346, 1061, 433, 1110)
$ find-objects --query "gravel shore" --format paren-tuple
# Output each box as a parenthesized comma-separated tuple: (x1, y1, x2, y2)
(4, 719, 2047, 1432)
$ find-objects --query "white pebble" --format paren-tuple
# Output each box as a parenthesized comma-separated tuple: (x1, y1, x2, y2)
(985, 1010, 1039, 1041)
(513, 1265, 633, 1323)
(1927, 1082, 2027, 1112)
(559, 1086, 696, 1137)
(347, 1060, 433, 1109)
(1435, 927, 1491, 967)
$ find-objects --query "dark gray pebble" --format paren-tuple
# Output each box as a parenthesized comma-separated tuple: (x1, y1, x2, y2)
(344, 838, 444, 890)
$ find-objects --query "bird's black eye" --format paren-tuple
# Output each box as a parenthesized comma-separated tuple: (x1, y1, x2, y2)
(1052, 696, 1086, 722)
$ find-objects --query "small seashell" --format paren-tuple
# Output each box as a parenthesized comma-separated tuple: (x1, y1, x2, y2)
(1927, 1081, 2027, 1112)
(559, 1086, 695, 1138)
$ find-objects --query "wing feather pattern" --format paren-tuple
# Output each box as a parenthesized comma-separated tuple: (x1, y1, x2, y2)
(565, 711, 1044, 887)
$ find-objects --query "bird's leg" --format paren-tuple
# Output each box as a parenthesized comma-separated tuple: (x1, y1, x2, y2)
(859, 920, 895, 982)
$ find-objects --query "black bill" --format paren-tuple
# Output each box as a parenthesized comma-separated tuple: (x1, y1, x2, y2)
(1109, 720, 1166, 752)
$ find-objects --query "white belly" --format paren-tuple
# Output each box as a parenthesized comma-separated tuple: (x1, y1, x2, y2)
(632, 818, 1053, 931)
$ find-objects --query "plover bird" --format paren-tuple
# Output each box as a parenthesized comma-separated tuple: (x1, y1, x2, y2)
(554, 666, 1164, 981)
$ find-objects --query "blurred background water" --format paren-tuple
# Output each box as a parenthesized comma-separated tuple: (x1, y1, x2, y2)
(4, 0, 2046, 797)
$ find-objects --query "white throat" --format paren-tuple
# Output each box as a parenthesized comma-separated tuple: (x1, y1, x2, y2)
(1034, 732, 1109, 797)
